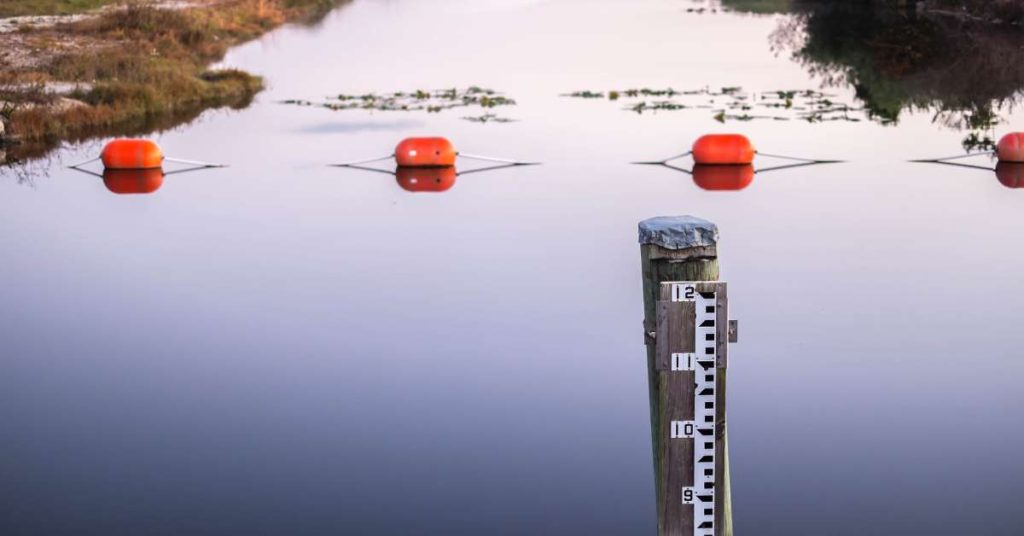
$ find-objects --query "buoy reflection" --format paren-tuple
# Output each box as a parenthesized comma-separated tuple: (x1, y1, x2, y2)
(102, 168, 164, 195)
(996, 162, 1024, 189)
(691, 164, 755, 191)
(395, 166, 457, 193)
(911, 157, 1024, 190)
(635, 140, 840, 189)
(68, 157, 223, 196)
(333, 160, 530, 194)
(639, 161, 840, 192)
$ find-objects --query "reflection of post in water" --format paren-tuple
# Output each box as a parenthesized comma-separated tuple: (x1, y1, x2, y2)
(639, 216, 735, 536)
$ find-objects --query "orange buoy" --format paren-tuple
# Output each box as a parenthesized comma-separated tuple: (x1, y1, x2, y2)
(692, 134, 755, 165)
(692, 164, 755, 191)
(102, 168, 164, 195)
(395, 166, 457, 193)
(394, 137, 457, 168)
(997, 133, 1024, 163)
(996, 162, 1024, 189)
(100, 138, 164, 169)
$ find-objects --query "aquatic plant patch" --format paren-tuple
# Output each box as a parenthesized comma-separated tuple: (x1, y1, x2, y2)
(282, 87, 517, 122)
(462, 113, 516, 123)
(563, 86, 866, 124)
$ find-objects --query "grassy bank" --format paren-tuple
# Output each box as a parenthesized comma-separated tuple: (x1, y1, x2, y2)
(0, 0, 120, 18)
(0, 0, 346, 161)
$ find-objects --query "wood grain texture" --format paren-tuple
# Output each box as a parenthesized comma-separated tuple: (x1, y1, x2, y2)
(657, 285, 697, 536)
(641, 242, 732, 536)
(709, 282, 730, 536)
(655, 301, 671, 372)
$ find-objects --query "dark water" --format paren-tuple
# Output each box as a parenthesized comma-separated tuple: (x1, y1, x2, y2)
(2, 1, 1023, 535)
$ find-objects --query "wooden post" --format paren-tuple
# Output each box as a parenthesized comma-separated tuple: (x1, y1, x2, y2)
(640, 216, 733, 536)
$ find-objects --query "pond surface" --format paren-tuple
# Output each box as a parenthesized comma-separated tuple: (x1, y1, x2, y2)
(2, 1, 1024, 535)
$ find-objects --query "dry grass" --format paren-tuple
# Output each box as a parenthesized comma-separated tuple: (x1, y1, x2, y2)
(0, 0, 119, 18)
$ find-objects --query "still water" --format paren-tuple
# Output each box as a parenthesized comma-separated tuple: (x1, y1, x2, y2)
(2, 1, 1023, 534)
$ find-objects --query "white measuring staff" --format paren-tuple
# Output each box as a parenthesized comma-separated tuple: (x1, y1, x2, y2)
(670, 283, 718, 536)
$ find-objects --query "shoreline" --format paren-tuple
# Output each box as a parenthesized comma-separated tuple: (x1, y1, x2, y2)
(0, 0, 347, 163)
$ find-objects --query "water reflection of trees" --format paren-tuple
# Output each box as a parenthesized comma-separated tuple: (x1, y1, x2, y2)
(749, 1, 1024, 150)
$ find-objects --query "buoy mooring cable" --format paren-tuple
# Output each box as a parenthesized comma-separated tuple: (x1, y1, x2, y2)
(457, 153, 540, 166)
(909, 152, 995, 164)
(634, 134, 841, 170)
(330, 155, 396, 168)
(912, 133, 1024, 166)
(67, 156, 101, 170)
(755, 151, 840, 164)
(162, 157, 228, 169)
(331, 137, 539, 169)
(67, 139, 226, 172)
(910, 159, 994, 172)
(337, 161, 530, 178)
(631, 151, 693, 166)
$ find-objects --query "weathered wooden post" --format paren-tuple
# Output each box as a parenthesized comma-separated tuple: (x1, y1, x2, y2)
(640, 216, 734, 536)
